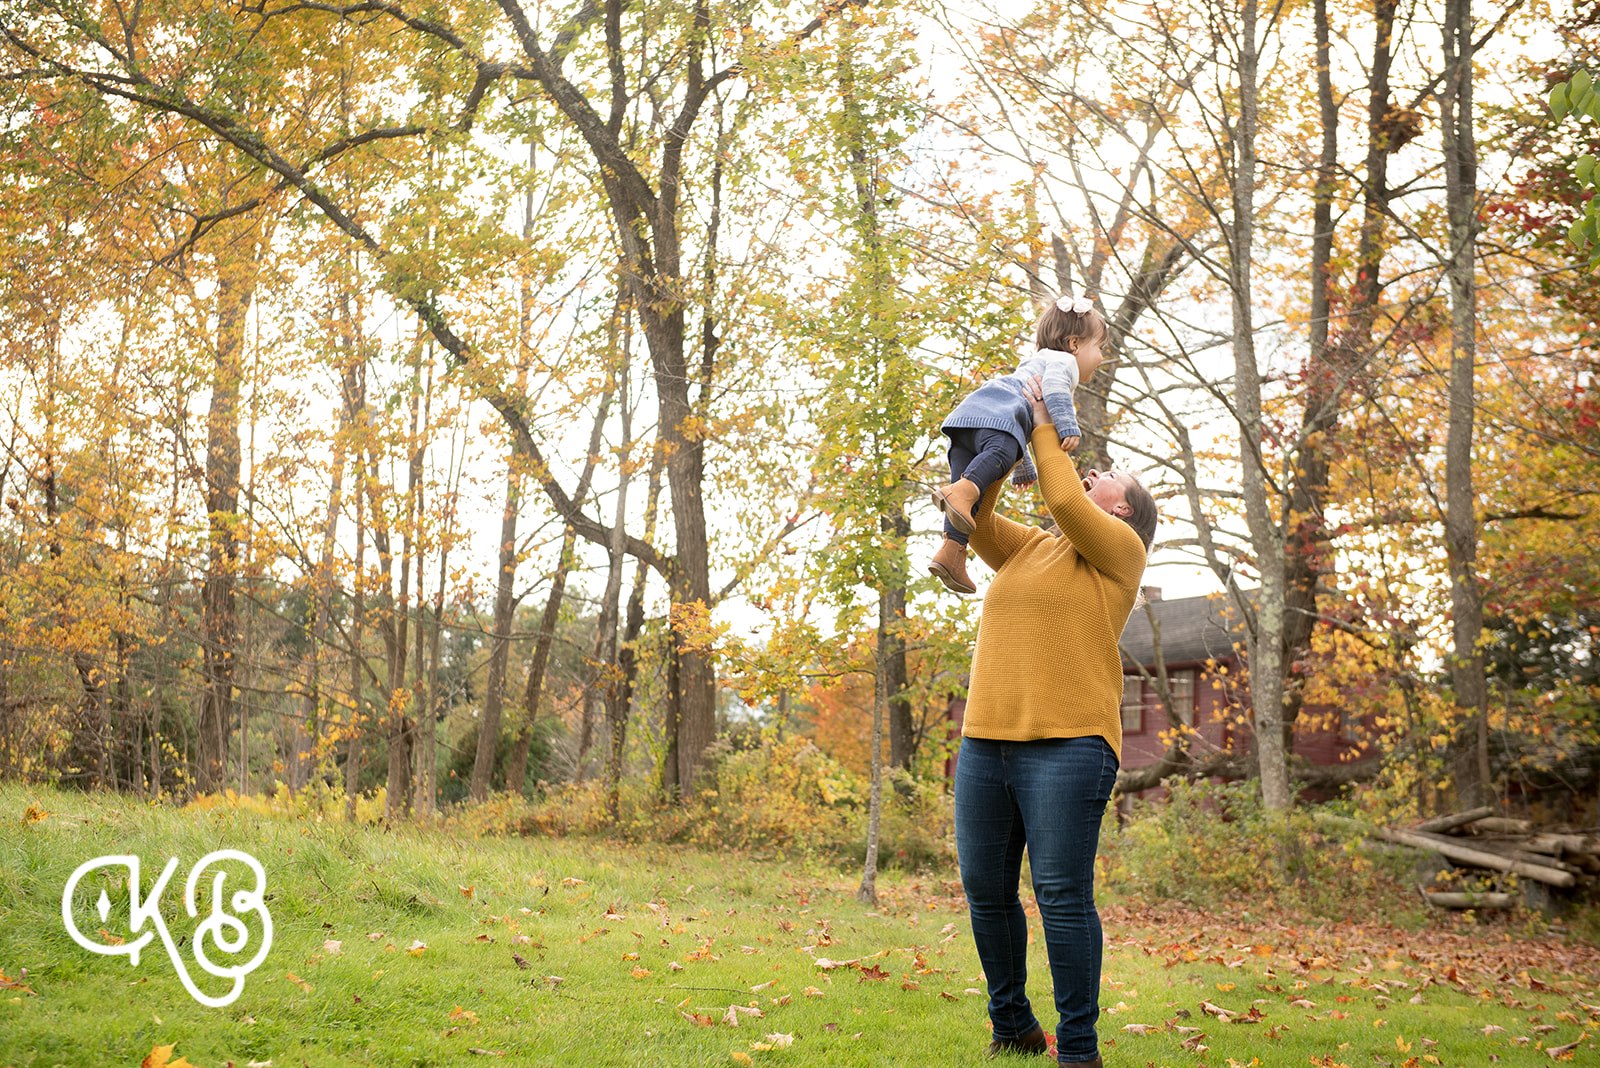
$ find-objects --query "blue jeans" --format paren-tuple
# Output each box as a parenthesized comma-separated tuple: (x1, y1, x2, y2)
(954, 736, 1118, 1062)
(944, 427, 1023, 545)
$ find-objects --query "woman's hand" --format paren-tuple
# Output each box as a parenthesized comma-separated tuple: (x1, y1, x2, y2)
(1025, 375, 1077, 451)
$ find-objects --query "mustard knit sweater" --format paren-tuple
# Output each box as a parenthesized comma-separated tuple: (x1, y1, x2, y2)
(961, 426, 1148, 762)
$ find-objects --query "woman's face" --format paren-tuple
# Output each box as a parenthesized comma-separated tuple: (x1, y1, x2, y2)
(1082, 469, 1133, 519)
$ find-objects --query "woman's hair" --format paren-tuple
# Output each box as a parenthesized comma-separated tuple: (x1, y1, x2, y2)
(1120, 474, 1158, 552)
(1036, 299, 1109, 352)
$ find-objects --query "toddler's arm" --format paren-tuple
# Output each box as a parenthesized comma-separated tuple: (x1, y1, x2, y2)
(1040, 358, 1082, 443)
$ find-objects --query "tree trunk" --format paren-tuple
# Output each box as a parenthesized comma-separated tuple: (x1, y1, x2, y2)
(859, 598, 889, 906)
(1227, 0, 1291, 811)
(1441, 0, 1491, 807)
(506, 377, 617, 790)
(300, 325, 353, 791)
(411, 344, 441, 817)
(1280, 0, 1401, 740)
(884, 512, 913, 771)
(607, 448, 665, 820)
(470, 463, 521, 801)
(198, 254, 258, 793)
(344, 360, 368, 822)
(415, 434, 458, 817)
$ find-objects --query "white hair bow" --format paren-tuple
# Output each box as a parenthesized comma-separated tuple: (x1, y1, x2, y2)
(1056, 293, 1094, 315)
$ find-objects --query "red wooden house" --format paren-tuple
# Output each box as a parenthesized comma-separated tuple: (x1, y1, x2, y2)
(945, 589, 1373, 794)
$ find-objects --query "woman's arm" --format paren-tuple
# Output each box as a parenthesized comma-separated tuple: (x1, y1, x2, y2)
(967, 475, 1036, 572)
(1030, 426, 1145, 587)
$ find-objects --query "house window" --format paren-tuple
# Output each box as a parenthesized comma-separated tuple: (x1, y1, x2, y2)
(1120, 677, 1145, 733)
(1168, 671, 1196, 726)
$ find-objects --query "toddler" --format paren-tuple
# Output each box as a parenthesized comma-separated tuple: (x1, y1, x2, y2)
(928, 293, 1107, 594)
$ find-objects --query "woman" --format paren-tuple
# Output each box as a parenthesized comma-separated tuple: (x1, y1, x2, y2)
(954, 378, 1157, 1066)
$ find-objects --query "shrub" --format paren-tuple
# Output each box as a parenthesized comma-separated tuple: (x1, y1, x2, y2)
(1100, 779, 1411, 918)
(451, 733, 957, 870)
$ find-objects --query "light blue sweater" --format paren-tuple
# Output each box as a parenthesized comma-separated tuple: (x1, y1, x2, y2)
(940, 350, 1082, 484)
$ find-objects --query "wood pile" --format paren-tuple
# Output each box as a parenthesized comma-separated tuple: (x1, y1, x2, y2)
(1375, 806, 1600, 909)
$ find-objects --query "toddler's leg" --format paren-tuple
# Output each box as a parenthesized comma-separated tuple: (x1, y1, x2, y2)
(934, 430, 1023, 536)
(930, 432, 978, 594)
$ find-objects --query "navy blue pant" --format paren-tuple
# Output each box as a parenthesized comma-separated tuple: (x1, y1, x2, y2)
(954, 736, 1119, 1063)
(944, 427, 1022, 545)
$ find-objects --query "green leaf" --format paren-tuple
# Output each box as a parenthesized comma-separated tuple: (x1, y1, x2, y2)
(1550, 83, 1569, 119)
(1569, 218, 1589, 248)
(1578, 154, 1598, 186)
(1572, 69, 1593, 98)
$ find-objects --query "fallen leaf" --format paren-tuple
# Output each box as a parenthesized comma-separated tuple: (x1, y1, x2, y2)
(1547, 1035, 1588, 1060)
(466, 1050, 504, 1058)
(731, 1053, 752, 1065)
(141, 1046, 195, 1068)
(1122, 1024, 1156, 1035)
(285, 972, 312, 993)
(322, 940, 342, 956)
(449, 1006, 479, 1024)
(406, 941, 428, 956)
(0, 969, 35, 995)
(459, 885, 475, 899)
(512, 953, 530, 970)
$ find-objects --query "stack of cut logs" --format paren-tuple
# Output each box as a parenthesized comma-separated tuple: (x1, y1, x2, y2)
(1376, 806, 1600, 908)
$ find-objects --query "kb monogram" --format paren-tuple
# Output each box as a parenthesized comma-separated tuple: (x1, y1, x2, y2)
(62, 850, 273, 1007)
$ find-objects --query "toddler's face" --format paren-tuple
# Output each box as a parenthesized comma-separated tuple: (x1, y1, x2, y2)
(1071, 335, 1106, 378)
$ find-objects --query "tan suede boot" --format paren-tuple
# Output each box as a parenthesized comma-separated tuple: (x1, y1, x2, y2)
(930, 477, 982, 536)
(928, 537, 977, 595)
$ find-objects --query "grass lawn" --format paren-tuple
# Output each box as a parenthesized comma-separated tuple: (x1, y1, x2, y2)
(2, 782, 1598, 1067)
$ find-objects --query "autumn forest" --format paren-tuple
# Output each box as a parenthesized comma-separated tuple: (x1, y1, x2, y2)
(0, 0, 1596, 864)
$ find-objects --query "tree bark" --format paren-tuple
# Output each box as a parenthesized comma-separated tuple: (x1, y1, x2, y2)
(607, 447, 665, 820)
(1227, 0, 1291, 811)
(471, 464, 521, 801)
(1413, 806, 1495, 833)
(198, 248, 259, 792)
(1441, 0, 1491, 808)
(859, 599, 889, 906)
(344, 356, 369, 822)
(1280, 0, 1403, 742)
(1376, 826, 1574, 887)
(507, 379, 614, 793)
(884, 511, 913, 771)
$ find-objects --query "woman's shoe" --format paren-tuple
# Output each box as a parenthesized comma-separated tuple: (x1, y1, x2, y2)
(985, 1023, 1049, 1057)
(928, 537, 977, 595)
(931, 478, 981, 536)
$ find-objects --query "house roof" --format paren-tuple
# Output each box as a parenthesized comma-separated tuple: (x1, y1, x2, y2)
(1119, 592, 1247, 669)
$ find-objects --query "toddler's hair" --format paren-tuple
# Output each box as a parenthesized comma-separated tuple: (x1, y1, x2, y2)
(1036, 297, 1109, 352)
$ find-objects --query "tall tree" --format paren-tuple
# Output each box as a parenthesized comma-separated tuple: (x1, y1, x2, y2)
(1440, 0, 1490, 805)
